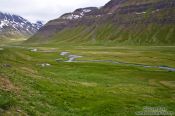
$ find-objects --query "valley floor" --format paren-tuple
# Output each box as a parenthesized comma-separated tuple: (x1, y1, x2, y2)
(0, 45, 175, 115)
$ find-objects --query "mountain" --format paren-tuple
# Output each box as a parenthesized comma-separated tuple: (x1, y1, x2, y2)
(28, 0, 175, 45)
(33, 21, 44, 30)
(0, 12, 43, 40)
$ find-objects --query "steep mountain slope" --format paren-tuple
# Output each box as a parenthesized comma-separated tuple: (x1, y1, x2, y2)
(0, 12, 43, 40)
(28, 0, 175, 45)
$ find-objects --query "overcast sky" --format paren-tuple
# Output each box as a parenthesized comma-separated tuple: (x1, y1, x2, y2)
(0, 0, 110, 23)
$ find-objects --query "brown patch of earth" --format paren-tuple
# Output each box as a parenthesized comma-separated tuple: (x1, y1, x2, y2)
(159, 81, 175, 89)
(1, 107, 28, 116)
(0, 76, 19, 93)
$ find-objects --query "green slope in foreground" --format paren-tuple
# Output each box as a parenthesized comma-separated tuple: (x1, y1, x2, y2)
(0, 45, 175, 115)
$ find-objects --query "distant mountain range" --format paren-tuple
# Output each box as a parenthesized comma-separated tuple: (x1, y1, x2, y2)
(28, 0, 175, 45)
(0, 12, 43, 40)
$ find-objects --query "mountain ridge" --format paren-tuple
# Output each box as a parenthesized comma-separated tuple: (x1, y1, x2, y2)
(27, 0, 175, 45)
(0, 12, 43, 40)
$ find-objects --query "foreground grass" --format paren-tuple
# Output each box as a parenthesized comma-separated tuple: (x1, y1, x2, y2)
(0, 46, 175, 115)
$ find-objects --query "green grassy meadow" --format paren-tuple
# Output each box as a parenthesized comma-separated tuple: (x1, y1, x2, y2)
(0, 45, 175, 115)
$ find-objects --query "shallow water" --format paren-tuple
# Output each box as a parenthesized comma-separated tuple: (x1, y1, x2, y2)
(60, 52, 69, 56)
(60, 52, 175, 72)
(77, 60, 175, 72)
(60, 52, 82, 62)
(65, 55, 82, 62)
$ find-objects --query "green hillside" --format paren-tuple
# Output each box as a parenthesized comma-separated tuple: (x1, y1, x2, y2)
(26, 0, 175, 46)
(1, 0, 175, 115)
(37, 24, 174, 46)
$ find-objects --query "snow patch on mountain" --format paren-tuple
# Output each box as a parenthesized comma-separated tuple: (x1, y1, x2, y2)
(83, 9, 91, 13)
(0, 12, 43, 37)
(60, 7, 97, 20)
(0, 20, 8, 28)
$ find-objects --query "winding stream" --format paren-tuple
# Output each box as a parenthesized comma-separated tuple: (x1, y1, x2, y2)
(60, 52, 175, 72)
